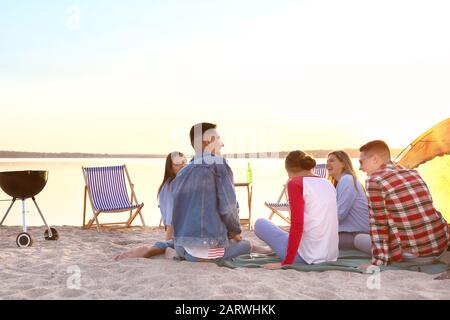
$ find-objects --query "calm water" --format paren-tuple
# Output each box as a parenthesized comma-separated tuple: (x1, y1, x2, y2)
(0, 158, 296, 227)
(0, 158, 448, 227)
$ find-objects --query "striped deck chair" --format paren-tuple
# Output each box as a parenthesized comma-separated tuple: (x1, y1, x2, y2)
(82, 165, 145, 231)
(265, 164, 327, 224)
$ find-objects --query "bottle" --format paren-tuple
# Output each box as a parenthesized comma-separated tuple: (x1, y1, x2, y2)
(246, 162, 252, 184)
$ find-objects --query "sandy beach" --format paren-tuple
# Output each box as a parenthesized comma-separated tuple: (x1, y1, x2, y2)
(0, 226, 449, 300)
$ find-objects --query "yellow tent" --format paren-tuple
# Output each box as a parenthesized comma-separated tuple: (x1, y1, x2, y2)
(395, 118, 450, 222)
(396, 118, 450, 169)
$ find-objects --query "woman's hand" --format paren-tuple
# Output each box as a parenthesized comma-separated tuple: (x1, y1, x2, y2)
(262, 262, 283, 270)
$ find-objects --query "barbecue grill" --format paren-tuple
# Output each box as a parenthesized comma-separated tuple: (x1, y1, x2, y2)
(0, 170, 58, 247)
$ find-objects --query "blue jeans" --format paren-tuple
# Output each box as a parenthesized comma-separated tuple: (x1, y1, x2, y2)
(174, 240, 251, 262)
(154, 239, 174, 250)
(254, 218, 306, 264)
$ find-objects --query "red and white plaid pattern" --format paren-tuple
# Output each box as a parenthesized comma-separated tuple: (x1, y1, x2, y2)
(366, 162, 449, 266)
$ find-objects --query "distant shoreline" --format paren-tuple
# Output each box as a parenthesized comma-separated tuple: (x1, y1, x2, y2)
(0, 149, 404, 159)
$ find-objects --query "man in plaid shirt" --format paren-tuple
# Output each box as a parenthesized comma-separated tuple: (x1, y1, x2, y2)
(359, 140, 449, 266)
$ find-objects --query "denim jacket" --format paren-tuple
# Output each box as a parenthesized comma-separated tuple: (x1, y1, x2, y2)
(171, 151, 241, 248)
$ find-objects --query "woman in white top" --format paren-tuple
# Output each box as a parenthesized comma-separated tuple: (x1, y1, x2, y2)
(254, 150, 339, 269)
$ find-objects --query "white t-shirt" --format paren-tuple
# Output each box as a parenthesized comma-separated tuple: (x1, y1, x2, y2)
(290, 177, 339, 264)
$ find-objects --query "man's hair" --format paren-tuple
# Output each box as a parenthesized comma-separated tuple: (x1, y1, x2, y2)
(189, 122, 217, 148)
(359, 140, 391, 158)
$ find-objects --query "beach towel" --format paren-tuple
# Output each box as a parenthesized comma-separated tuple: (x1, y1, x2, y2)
(216, 250, 449, 275)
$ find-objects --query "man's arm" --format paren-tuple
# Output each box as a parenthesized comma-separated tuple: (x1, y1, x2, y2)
(367, 177, 390, 266)
(215, 162, 242, 237)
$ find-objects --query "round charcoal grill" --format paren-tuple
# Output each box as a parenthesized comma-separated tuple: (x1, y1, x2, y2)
(0, 170, 58, 247)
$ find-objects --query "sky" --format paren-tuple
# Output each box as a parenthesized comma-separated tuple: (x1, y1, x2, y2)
(1, 0, 449, 155)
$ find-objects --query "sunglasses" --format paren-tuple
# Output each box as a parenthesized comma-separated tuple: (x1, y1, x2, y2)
(359, 155, 374, 166)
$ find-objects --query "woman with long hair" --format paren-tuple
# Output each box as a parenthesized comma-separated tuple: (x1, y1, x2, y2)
(326, 150, 371, 254)
(158, 151, 187, 240)
(114, 151, 187, 261)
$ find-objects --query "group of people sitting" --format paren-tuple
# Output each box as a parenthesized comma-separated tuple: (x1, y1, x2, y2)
(115, 122, 449, 270)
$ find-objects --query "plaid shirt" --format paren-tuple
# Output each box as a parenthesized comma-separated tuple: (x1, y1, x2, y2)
(366, 162, 449, 266)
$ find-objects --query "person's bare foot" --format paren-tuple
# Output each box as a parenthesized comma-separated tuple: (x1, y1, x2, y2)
(114, 246, 165, 261)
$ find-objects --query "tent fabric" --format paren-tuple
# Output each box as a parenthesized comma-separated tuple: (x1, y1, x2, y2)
(396, 118, 450, 169)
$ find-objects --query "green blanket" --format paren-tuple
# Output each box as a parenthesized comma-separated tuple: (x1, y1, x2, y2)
(217, 250, 449, 275)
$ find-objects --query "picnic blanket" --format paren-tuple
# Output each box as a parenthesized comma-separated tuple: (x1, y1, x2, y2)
(217, 250, 449, 275)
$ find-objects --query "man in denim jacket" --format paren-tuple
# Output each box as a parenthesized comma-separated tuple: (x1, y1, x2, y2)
(171, 122, 252, 262)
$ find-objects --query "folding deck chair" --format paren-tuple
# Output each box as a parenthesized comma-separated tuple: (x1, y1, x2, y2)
(82, 165, 146, 231)
(264, 164, 327, 224)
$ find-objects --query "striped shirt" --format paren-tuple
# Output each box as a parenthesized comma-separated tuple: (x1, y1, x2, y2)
(366, 162, 449, 266)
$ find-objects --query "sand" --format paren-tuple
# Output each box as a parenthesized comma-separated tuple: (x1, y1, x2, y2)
(0, 226, 449, 300)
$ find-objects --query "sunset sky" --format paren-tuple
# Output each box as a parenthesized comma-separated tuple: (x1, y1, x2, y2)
(1, 0, 449, 155)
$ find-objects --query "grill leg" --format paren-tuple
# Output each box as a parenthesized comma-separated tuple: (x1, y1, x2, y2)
(22, 198, 27, 233)
(0, 198, 16, 226)
(31, 197, 52, 238)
